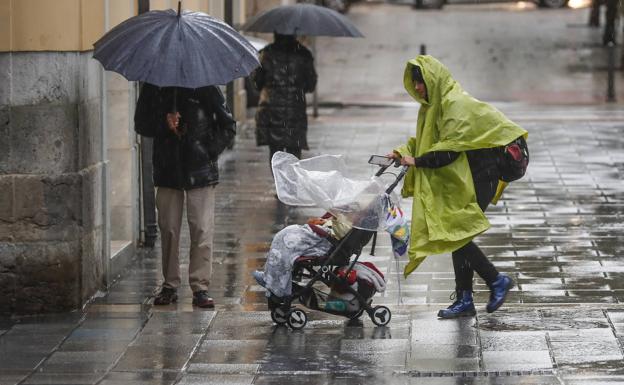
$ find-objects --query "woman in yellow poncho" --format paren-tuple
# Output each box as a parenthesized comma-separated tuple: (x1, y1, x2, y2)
(388, 55, 528, 318)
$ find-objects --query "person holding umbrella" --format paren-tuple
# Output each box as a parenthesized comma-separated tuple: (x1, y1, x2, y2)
(93, 4, 259, 307)
(252, 33, 317, 162)
(135, 84, 235, 308)
(242, 3, 363, 165)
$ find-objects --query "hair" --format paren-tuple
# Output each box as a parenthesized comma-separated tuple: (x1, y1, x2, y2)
(411, 65, 424, 84)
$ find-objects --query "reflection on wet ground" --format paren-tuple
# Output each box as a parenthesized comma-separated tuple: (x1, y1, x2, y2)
(2, 106, 624, 384)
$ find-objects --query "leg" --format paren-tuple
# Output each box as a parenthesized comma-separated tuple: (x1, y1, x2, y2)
(156, 187, 184, 289)
(455, 241, 498, 287)
(603, 0, 617, 45)
(285, 146, 302, 159)
(269, 143, 283, 165)
(439, 180, 499, 318)
(474, 180, 514, 313)
(452, 247, 475, 292)
(452, 180, 499, 290)
(186, 186, 216, 293)
(589, 0, 600, 27)
(154, 187, 184, 305)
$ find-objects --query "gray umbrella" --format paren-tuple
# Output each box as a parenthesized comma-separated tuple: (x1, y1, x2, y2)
(93, 6, 259, 88)
(241, 3, 364, 37)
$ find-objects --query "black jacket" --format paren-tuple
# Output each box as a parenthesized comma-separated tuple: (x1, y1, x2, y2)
(134, 84, 236, 190)
(252, 36, 317, 149)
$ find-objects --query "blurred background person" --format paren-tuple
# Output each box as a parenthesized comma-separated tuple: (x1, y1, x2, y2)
(252, 33, 318, 164)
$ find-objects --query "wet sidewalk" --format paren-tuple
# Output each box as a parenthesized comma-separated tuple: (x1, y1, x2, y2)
(2, 103, 624, 385)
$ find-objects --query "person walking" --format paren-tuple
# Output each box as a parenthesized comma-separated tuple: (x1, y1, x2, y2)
(134, 83, 236, 308)
(388, 55, 528, 318)
(252, 33, 317, 162)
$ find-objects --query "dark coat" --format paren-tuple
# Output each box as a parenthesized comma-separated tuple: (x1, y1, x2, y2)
(252, 38, 317, 149)
(134, 84, 236, 190)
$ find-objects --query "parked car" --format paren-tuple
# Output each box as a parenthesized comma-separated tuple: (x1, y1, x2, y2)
(297, 0, 354, 13)
(395, 0, 568, 9)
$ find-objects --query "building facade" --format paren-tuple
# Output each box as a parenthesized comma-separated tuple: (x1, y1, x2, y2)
(0, 0, 291, 314)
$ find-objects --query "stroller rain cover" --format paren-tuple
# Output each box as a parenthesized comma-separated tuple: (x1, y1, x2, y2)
(271, 151, 401, 232)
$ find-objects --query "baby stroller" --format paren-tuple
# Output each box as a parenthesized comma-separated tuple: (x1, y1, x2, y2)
(265, 154, 408, 330)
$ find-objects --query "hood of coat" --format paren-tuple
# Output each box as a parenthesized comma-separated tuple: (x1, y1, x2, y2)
(403, 55, 458, 107)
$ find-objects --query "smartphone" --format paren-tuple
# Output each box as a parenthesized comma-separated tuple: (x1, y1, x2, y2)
(368, 155, 394, 167)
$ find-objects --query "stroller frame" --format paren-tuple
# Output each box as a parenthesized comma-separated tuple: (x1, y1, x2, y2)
(266, 158, 408, 330)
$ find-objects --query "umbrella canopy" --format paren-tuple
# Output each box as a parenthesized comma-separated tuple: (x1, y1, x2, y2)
(241, 3, 364, 37)
(93, 8, 259, 88)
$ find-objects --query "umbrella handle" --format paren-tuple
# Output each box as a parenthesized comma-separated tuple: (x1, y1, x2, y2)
(177, 1, 181, 18)
(173, 87, 177, 113)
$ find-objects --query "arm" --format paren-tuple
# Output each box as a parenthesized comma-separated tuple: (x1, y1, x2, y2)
(251, 51, 266, 90)
(302, 50, 317, 93)
(134, 83, 159, 137)
(207, 86, 237, 154)
(414, 151, 460, 168)
(251, 66, 265, 91)
(388, 137, 459, 168)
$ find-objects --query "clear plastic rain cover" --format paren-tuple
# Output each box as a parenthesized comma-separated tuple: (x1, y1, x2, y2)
(271, 151, 399, 231)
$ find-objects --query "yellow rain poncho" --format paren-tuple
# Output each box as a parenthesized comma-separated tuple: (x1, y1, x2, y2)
(396, 55, 527, 277)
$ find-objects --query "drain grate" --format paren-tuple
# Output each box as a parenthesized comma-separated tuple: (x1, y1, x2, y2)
(404, 369, 555, 378)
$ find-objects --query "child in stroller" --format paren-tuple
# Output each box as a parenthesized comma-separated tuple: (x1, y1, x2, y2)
(252, 152, 408, 330)
(252, 212, 350, 299)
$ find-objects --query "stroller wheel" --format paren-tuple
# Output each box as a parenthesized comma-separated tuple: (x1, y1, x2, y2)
(287, 308, 308, 330)
(370, 305, 392, 326)
(271, 307, 289, 325)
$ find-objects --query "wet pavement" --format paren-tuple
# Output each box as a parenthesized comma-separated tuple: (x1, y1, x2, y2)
(2, 103, 624, 385)
(3, 3, 624, 385)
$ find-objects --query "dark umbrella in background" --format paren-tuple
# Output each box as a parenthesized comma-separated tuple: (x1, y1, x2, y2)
(241, 3, 364, 37)
(241, 3, 364, 116)
(93, 1, 259, 89)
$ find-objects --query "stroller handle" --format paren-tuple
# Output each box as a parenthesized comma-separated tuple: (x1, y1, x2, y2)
(374, 158, 400, 177)
(384, 165, 409, 194)
(372, 157, 408, 194)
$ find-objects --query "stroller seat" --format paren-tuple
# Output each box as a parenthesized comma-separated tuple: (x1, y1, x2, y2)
(294, 228, 374, 267)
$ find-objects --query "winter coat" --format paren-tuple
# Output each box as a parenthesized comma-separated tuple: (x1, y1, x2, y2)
(252, 38, 317, 149)
(394, 55, 528, 276)
(134, 84, 236, 190)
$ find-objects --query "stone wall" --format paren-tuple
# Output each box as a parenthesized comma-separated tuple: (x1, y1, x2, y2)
(0, 51, 107, 314)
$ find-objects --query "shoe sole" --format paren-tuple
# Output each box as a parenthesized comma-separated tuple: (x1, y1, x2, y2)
(192, 298, 215, 308)
(486, 280, 514, 313)
(437, 309, 477, 319)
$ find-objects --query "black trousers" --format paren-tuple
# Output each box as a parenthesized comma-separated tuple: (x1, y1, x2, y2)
(452, 180, 500, 291)
(269, 144, 301, 163)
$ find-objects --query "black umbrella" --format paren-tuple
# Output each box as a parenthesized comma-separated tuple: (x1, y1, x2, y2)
(93, 3, 259, 88)
(241, 3, 364, 37)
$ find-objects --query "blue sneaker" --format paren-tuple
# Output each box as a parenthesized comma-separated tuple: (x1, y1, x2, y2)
(252, 270, 267, 287)
(437, 290, 476, 319)
(486, 273, 514, 313)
